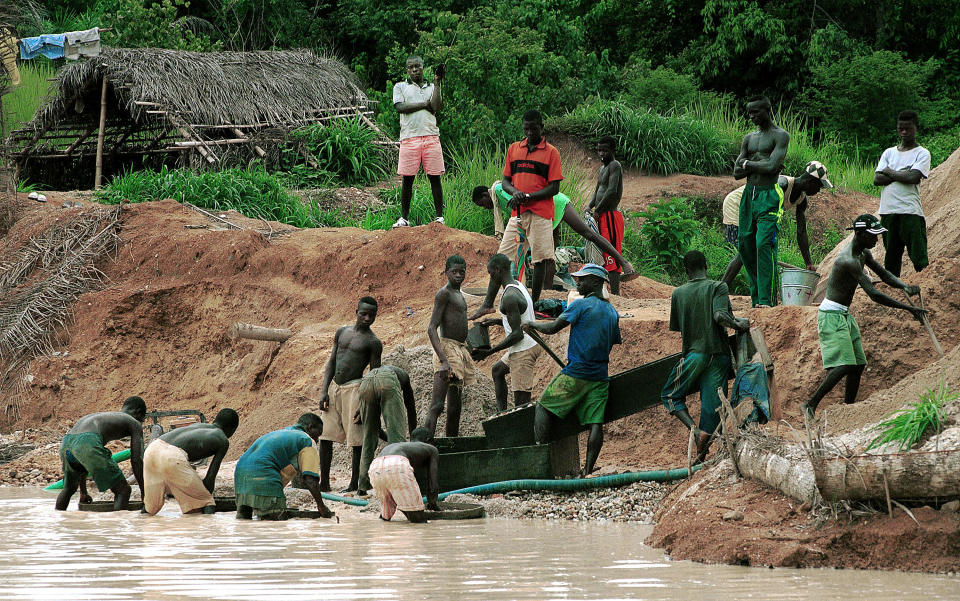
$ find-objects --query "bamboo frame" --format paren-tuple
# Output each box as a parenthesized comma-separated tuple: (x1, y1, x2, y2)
(94, 76, 108, 189)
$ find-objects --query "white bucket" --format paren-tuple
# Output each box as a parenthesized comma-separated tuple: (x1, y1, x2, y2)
(782, 284, 813, 306)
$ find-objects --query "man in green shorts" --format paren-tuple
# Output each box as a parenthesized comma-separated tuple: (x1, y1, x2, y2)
(234, 413, 334, 520)
(661, 251, 750, 463)
(356, 365, 417, 496)
(56, 395, 147, 511)
(733, 96, 790, 307)
(524, 264, 621, 476)
(801, 215, 927, 421)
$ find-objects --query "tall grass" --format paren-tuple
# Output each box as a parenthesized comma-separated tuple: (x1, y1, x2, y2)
(547, 99, 734, 176)
(96, 166, 323, 228)
(2, 62, 55, 134)
(280, 117, 392, 187)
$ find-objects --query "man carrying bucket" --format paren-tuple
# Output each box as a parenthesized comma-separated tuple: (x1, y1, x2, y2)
(722, 161, 834, 291)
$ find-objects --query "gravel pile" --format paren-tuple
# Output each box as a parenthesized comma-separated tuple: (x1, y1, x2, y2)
(0, 430, 62, 487)
(444, 480, 672, 523)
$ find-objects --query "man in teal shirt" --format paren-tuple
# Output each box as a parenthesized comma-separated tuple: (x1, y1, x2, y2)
(662, 251, 750, 464)
(234, 413, 333, 520)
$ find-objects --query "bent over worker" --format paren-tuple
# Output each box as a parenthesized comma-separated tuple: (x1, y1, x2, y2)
(525, 264, 621, 476)
(143, 408, 239, 515)
(356, 365, 417, 496)
(368, 428, 440, 523)
(661, 251, 750, 463)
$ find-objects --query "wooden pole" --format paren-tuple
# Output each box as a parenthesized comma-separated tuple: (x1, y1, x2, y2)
(902, 290, 943, 358)
(94, 76, 108, 189)
(231, 322, 293, 343)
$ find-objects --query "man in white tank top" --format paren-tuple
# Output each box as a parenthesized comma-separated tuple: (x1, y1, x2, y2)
(470, 254, 543, 409)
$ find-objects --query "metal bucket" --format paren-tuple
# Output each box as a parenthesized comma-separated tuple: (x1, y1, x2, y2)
(782, 284, 813, 306)
(466, 323, 490, 352)
(781, 268, 819, 306)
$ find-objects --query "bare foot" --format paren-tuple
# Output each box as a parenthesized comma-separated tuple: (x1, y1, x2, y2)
(319, 482, 332, 492)
(339, 486, 357, 494)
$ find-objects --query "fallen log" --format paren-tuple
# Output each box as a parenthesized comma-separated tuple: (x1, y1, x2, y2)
(231, 322, 292, 343)
(812, 449, 960, 502)
(731, 434, 821, 505)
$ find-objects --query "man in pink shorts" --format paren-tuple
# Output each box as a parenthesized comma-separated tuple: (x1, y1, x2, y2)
(392, 56, 445, 228)
(368, 428, 440, 523)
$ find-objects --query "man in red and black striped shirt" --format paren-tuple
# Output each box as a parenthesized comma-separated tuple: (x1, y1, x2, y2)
(471, 110, 564, 319)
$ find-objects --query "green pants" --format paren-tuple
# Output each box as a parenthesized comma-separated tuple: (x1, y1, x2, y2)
(738, 183, 784, 306)
(539, 373, 609, 425)
(60, 432, 126, 492)
(660, 352, 732, 435)
(817, 309, 866, 369)
(357, 368, 409, 491)
(880, 214, 928, 277)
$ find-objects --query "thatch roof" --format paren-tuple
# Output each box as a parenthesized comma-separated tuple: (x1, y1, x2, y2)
(7, 47, 385, 189)
(34, 47, 368, 130)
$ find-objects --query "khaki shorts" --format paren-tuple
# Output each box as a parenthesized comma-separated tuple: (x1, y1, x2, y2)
(320, 379, 363, 446)
(143, 439, 215, 515)
(501, 344, 543, 392)
(498, 211, 554, 264)
(432, 338, 476, 388)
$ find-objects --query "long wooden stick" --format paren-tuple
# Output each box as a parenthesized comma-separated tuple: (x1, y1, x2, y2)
(526, 329, 566, 368)
(902, 290, 943, 357)
(93, 76, 108, 189)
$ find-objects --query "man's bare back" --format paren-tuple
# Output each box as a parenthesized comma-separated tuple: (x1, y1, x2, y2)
(68, 412, 143, 444)
(159, 424, 229, 463)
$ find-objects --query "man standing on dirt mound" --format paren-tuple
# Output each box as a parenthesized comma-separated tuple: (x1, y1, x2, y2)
(392, 55, 445, 228)
(425, 255, 475, 437)
(874, 110, 932, 277)
(721, 161, 834, 285)
(318, 297, 383, 493)
(586, 136, 625, 295)
(56, 395, 147, 511)
(801, 215, 927, 421)
(661, 251, 750, 463)
(525, 264, 621, 476)
(733, 96, 790, 308)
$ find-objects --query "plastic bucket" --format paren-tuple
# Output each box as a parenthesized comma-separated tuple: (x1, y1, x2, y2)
(782, 284, 813, 306)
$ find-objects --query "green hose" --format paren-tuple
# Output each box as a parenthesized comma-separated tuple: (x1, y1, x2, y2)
(43, 449, 132, 491)
(319, 465, 704, 507)
(437, 465, 703, 500)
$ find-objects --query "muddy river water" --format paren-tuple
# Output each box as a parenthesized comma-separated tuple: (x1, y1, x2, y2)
(0, 490, 956, 600)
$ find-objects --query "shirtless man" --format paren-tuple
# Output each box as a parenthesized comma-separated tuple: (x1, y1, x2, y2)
(56, 395, 146, 511)
(318, 296, 383, 492)
(368, 428, 440, 523)
(143, 408, 238, 515)
(586, 136, 625, 294)
(801, 214, 926, 420)
(734, 96, 790, 307)
(425, 255, 475, 437)
(471, 253, 543, 410)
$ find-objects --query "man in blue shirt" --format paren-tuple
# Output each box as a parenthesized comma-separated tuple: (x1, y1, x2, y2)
(525, 264, 621, 476)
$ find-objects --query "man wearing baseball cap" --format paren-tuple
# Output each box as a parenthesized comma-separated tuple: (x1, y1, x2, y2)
(523, 263, 621, 476)
(721, 160, 834, 290)
(802, 214, 927, 421)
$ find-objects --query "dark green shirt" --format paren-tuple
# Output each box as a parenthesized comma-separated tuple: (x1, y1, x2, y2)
(669, 278, 733, 356)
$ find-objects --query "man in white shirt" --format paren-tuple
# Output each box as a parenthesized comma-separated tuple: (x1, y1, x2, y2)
(392, 56, 445, 228)
(873, 110, 931, 276)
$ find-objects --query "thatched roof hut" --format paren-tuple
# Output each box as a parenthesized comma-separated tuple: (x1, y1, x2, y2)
(7, 48, 385, 189)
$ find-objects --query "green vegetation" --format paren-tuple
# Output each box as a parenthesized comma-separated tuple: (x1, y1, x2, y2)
(867, 379, 959, 452)
(2, 62, 55, 134)
(280, 117, 391, 188)
(96, 166, 322, 228)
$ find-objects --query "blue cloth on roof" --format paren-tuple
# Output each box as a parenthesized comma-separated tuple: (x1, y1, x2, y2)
(559, 294, 621, 381)
(731, 362, 771, 424)
(20, 34, 66, 60)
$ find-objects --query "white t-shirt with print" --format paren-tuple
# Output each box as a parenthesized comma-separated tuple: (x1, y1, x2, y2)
(876, 145, 931, 216)
(392, 80, 440, 140)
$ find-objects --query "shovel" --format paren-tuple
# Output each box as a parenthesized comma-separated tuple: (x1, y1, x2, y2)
(902, 289, 943, 358)
(525, 328, 566, 369)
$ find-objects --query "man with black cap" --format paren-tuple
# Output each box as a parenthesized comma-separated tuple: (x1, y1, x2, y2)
(802, 214, 927, 420)
(524, 263, 621, 476)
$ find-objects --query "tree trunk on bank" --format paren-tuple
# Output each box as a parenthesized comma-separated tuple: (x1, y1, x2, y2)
(731, 436, 821, 505)
(812, 449, 960, 502)
(231, 322, 293, 342)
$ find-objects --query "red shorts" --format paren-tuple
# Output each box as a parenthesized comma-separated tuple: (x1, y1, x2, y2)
(397, 135, 445, 176)
(596, 210, 624, 273)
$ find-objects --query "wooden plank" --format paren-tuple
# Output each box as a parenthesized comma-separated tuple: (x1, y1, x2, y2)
(482, 353, 683, 448)
(94, 76, 109, 189)
(428, 442, 575, 492)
